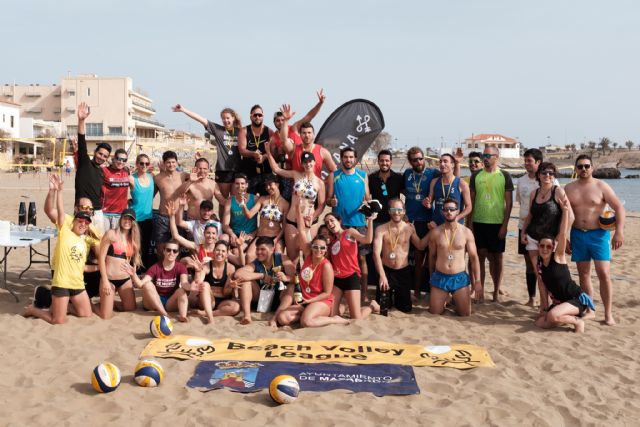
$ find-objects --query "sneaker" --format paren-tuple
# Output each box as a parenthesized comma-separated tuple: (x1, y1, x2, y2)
(33, 285, 52, 309)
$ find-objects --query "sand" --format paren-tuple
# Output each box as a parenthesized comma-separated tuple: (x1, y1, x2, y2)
(0, 170, 638, 427)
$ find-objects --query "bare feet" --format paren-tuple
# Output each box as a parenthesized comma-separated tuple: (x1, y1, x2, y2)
(177, 315, 189, 323)
(331, 315, 350, 325)
(492, 291, 501, 303)
(582, 309, 596, 321)
(240, 316, 252, 325)
(574, 318, 585, 333)
(499, 289, 509, 296)
(525, 298, 535, 307)
(22, 305, 36, 318)
(370, 300, 380, 314)
(604, 315, 616, 326)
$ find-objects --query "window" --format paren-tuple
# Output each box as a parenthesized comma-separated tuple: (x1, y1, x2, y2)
(10, 115, 14, 128)
(87, 88, 91, 96)
(2, 114, 4, 123)
(86, 123, 103, 136)
(108, 127, 123, 135)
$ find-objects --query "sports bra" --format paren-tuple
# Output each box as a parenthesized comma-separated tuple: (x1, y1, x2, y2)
(260, 200, 283, 222)
(293, 177, 317, 200)
(107, 239, 133, 259)
(205, 261, 228, 288)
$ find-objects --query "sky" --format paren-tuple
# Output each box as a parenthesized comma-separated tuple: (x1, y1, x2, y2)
(2, 0, 639, 149)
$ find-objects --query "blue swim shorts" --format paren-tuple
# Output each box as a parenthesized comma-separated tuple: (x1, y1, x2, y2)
(159, 295, 170, 307)
(430, 271, 470, 293)
(570, 228, 611, 262)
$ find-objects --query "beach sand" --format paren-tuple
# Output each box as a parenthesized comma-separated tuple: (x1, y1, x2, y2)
(1, 171, 638, 426)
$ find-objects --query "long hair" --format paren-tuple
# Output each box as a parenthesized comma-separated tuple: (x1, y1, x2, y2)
(119, 218, 142, 269)
(220, 107, 242, 128)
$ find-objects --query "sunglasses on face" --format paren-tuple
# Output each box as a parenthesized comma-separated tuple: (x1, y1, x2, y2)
(576, 164, 591, 170)
(482, 153, 496, 159)
(115, 157, 128, 162)
(539, 170, 555, 177)
(389, 208, 404, 213)
(410, 157, 424, 163)
(442, 207, 458, 212)
(538, 243, 553, 249)
(311, 244, 327, 250)
(252, 113, 263, 117)
(138, 161, 149, 166)
(164, 248, 179, 254)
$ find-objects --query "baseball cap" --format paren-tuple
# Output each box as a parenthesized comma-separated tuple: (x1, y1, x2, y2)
(74, 211, 92, 223)
(121, 208, 136, 220)
(301, 152, 315, 163)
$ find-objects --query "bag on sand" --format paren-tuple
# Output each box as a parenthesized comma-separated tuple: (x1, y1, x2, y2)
(256, 284, 275, 313)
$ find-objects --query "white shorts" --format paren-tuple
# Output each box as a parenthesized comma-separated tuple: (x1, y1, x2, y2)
(525, 234, 539, 251)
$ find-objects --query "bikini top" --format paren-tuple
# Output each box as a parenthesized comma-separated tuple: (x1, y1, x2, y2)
(260, 201, 283, 222)
(293, 177, 317, 200)
(107, 239, 133, 259)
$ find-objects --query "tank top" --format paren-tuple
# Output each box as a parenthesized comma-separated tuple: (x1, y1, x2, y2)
(538, 255, 582, 303)
(130, 172, 154, 221)
(300, 257, 334, 303)
(253, 253, 283, 284)
(205, 260, 228, 288)
(290, 144, 324, 178)
(526, 186, 561, 241)
(332, 169, 367, 227)
(230, 194, 258, 235)
(330, 231, 361, 278)
(271, 125, 302, 168)
(197, 244, 214, 261)
(243, 125, 272, 178)
(432, 176, 463, 226)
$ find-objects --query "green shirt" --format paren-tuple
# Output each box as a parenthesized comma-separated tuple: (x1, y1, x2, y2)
(470, 169, 514, 224)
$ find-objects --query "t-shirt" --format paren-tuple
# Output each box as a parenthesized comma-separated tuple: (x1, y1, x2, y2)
(243, 125, 272, 178)
(515, 174, 560, 229)
(52, 214, 101, 271)
(145, 262, 188, 297)
(470, 169, 514, 224)
(74, 134, 104, 210)
(332, 169, 367, 227)
(51, 222, 99, 290)
(403, 168, 438, 222)
(184, 219, 222, 245)
(204, 120, 241, 172)
(368, 170, 403, 224)
(102, 166, 130, 214)
(271, 125, 302, 168)
(290, 144, 324, 178)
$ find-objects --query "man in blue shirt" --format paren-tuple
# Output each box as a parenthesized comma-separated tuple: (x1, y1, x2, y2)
(402, 147, 439, 300)
(327, 147, 371, 299)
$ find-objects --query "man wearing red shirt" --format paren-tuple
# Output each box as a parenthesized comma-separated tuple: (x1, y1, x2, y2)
(102, 148, 131, 230)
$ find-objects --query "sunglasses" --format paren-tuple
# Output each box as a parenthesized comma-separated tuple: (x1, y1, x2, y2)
(576, 164, 591, 170)
(380, 183, 388, 197)
(538, 243, 554, 249)
(164, 248, 179, 254)
(442, 207, 458, 212)
(138, 161, 149, 166)
(482, 153, 496, 159)
(539, 170, 555, 177)
(389, 208, 404, 213)
(115, 157, 128, 162)
(77, 205, 94, 211)
(252, 113, 263, 117)
(311, 244, 327, 250)
(470, 160, 482, 165)
(410, 157, 424, 162)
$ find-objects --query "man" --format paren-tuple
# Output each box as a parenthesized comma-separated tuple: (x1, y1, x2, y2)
(427, 153, 472, 227)
(469, 145, 514, 302)
(124, 240, 194, 322)
(74, 101, 111, 235)
(428, 198, 482, 316)
(173, 157, 225, 220)
(565, 154, 625, 326)
(372, 199, 428, 313)
(239, 105, 272, 194)
(101, 148, 130, 230)
(235, 237, 294, 325)
(153, 151, 188, 256)
(327, 147, 371, 299)
(515, 148, 544, 306)
(402, 147, 439, 299)
(175, 199, 223, 246)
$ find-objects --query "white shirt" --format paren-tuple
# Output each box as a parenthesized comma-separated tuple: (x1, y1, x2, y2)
(515, 174, 559, 229)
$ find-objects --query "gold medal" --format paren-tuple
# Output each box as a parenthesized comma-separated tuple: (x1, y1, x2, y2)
(389, 252, 396, 259)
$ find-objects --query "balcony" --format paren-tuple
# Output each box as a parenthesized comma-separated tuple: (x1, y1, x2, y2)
(132, 114, 164, 128)
(25, 92, 42, 97)
(132, 100, 156, 112)
(26, 107, 43, 113)
(66, 107, 76, 113)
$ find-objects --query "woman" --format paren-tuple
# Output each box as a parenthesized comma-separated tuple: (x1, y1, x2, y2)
(129, 153, 155, 269)
(22, 178, 100, 324)
(266, 148, 325, 258)
(269, 210, 349, 328)
(535, 195, 595, 333)
(97, 208, 142, 319)
(324, 212, 379, 319)
(241, 174, 290, 260)
(521, 162, 572, 305)
(192, 240, 242, 322)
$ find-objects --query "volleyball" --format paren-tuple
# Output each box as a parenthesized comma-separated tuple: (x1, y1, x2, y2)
(269, 375, 300, 404)
(150, 315, 173, 338)
(134, 359, 164, 387)
(599, 209, 616, 230)
(91, 362, 121, 393)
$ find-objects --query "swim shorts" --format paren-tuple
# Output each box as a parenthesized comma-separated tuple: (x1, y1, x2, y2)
(430, 270, 470, 293)
(377, 265, 412, 312)
(570, 228, 611, 262)
(472, 222, 506, 253)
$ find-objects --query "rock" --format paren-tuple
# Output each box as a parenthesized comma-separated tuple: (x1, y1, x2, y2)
(593, 168, 621, 179)
(625, 174, 639, 179)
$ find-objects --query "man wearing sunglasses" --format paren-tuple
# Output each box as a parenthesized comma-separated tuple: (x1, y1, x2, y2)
(469, 146, 513, 302)
(239, 105, 273, 195)
(565, 154, 625, 326)
(101, 148, 131, 230)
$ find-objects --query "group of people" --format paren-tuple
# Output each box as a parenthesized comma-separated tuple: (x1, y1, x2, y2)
(22, 96, 626, 333)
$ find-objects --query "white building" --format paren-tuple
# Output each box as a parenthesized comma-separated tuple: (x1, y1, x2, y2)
(463, 133, 521, 159)
(0, 100, 21, 159)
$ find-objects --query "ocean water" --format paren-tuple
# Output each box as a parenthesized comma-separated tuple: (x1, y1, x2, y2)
(557, 169, 640, 213)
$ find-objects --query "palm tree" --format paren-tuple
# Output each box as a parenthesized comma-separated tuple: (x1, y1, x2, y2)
(598, 137, 611, 155)
(626, 140, 634, 151)
(613, 142, 618, 151)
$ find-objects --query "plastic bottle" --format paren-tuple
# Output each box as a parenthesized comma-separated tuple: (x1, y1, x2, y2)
(18, 202, 27, 226)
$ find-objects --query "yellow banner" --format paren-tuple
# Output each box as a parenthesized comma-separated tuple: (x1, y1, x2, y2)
(140, 335, 494, 370)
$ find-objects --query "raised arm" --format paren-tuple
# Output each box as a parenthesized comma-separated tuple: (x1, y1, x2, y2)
(242, 196, 262, 219)
(349, 215, 375, 244)
(166, 200, 197, 251)
(265, 146, 295, 179)
(55, 178, 66, 228)
(279, 104, 296, 154)
(222, 199, 237, 241)
(45, 174, 61, 224)
(172, 104, 208, 127)
(292, 89, 325, 132)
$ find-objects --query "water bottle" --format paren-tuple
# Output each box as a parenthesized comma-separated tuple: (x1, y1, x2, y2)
(380, 291, 389, 316)
(18, 202, 27, 226)
(28, 201, 37, 226)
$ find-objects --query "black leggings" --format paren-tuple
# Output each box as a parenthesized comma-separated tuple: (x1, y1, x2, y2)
(137, 219, 155, 271)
